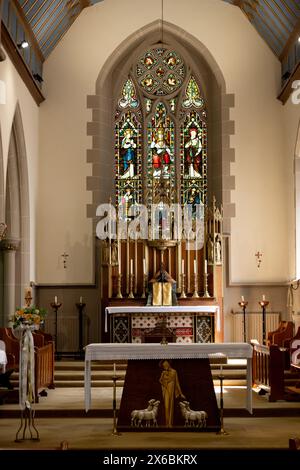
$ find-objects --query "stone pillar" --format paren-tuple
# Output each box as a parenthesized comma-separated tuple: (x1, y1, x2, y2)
(1, 238, 20, 325)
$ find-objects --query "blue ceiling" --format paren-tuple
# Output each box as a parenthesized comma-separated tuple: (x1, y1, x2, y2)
(14, 1, 300, 60)
(224, 0, 300, 57)
(17, 0, 104, 59)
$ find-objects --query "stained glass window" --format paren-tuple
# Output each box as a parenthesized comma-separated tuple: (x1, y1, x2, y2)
(147, 102, 175, 205)
(181, 111, 207, 210)
(115, 47, 207, 220)
(115, 111, 142, 219)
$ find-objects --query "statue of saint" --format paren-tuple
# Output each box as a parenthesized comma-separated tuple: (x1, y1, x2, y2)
(159, 360, 185, 427)
(215, 234, 222, 264)
(207, 235, 214, 265)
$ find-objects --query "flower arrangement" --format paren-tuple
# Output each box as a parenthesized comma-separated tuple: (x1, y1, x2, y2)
(11, 306, 47, 329)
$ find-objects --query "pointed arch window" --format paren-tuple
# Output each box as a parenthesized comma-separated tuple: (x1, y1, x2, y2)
(115, 48, 207, 213)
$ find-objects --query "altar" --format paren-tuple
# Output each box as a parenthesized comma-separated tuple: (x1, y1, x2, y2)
(84, 342, 253, 415)
(105, 305, 220, 344)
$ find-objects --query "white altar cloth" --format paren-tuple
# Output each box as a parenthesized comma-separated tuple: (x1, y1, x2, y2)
(105, 305, 221, 333)
(84, 342, 253, 414)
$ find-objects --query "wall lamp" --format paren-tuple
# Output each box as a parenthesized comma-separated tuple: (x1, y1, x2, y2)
(17, 40, 29, 49)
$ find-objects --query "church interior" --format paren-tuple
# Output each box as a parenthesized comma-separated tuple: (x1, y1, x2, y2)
(1, 0, 300, 457)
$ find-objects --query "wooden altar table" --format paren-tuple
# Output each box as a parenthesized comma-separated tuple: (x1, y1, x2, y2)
(84, 342, 253, 414)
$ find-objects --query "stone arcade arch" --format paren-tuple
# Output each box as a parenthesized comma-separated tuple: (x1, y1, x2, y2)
(1, 104, 30, 324)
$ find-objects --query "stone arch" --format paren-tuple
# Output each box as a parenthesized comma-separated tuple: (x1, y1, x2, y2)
(2, 103, 30, 321)
(86, 19, 235, 235)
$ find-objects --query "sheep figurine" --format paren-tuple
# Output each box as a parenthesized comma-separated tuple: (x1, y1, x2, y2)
(131, 399, 160, 427)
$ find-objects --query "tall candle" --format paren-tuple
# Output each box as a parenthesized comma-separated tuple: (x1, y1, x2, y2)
(182, 259, 185, 274)
(204, 260, 207, 274)
(113, 363, 116, 376)
(54, 296, 58, 304)
(80, 296, 83, 304)
(241, 295, 245, 302)
(143, 258, 146, 275)
(130, 259, 133, 275)
(194, 259, 197, 274)
(262, 294, 266, 301)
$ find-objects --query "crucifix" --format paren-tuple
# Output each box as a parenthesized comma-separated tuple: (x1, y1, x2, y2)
(61, 252, 69, 269)
(255, 251, 262, 268)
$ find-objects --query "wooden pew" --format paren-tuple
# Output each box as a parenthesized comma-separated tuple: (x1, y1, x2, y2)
(252, 340, 285, 401)
(0, 327, 55, 402)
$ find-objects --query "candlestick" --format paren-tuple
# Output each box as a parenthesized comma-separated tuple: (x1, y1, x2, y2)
(258, 299, 269, 345)
(113, 363, 116, 376)
(128, 273, 135, 299)
(118, 241, 121, 275)
(241, 295, 245, 302)
(204, 260, 207, 274)
(180, 273, 187, 298)
(182, 259, 185, 274)
(194, 259, 197, 275)
(116, 273, 123, 298)
(54, 296, 58, 304)
(130, 259, 133, 275)
(238, 300, 248, 342)
(143, 258, 146, 275)
(202, 273, 211, 298)
(192, 273, 199, 298)
(75, 301, 86, 359)
(141, 274, 147, 299)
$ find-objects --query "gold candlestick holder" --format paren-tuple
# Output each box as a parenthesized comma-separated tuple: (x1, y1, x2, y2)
(202, 272, 211, 298)
(112, 371, 121, 436)
(192, 273, 199, 298)
(180, 273, 187, 298)
(24, 295, 32, 308)
(128, 273, 135, 299)
(116, 273, 123, 298)
(141, 274, 148, 299)
(216, 367, 229, 436)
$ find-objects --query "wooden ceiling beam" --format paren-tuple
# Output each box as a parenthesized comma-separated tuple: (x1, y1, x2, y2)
(1, 22, 45, 106)
(11, 0, 44, 62)
(280, 17, 300, 61)
(278, 61, 300, 104)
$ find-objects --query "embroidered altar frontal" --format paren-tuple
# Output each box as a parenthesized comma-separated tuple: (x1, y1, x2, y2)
(117, 359, 221, 432)
(111, 313, 215, 343)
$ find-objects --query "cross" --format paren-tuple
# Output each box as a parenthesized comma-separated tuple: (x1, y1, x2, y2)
(255, 251, 262, 268)
(61, 252, 69, 269)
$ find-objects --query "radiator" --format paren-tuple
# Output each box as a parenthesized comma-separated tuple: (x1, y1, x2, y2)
(44, 315, 89, 352)
(232, 312, 280, 344)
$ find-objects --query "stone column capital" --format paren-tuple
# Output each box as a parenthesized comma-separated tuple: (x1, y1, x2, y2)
(0, 237, 20, 251)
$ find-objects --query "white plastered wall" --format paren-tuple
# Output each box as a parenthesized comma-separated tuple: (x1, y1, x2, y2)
(38, 0, 288, 284)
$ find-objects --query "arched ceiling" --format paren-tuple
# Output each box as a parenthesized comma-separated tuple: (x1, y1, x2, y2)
(17, 0, 104, 59)
(224, 0, 300, 57)
(15, 1, 300, 60)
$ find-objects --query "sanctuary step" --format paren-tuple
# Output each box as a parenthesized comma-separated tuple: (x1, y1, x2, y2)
(52, 360, 248, 388)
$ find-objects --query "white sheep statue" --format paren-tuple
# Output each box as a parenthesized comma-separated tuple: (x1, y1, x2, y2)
(179, 400, 207, 428)
(131, 399, 160, 427)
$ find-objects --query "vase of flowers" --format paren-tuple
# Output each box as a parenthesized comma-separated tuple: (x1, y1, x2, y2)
(11, 306, 47, 332)
(10, 306, 47, 412)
